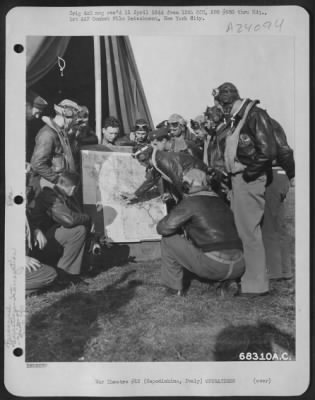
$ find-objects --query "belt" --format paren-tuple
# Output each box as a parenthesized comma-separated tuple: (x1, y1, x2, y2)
(228, 171, 243, 177)
(204, 250, 243, 281)
(272, 167, 286, 174)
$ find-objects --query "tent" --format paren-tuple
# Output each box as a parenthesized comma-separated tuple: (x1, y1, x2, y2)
(26, 37, 161, 257)
(26, 36, 153, 139)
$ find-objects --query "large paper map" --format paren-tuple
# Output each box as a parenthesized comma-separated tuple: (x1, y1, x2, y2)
(81, 149, 166, 242)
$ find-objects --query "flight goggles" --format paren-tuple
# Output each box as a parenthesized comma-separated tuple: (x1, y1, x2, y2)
(135, 124, 149, 131)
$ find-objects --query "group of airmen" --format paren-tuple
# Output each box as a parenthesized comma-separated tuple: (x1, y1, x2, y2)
(25, 81, 294, 298)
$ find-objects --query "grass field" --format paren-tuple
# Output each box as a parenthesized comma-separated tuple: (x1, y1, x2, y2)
(25, 188, 295, 362)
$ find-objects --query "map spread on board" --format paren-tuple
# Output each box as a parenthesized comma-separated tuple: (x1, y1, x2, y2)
(81, 150, 166, 242)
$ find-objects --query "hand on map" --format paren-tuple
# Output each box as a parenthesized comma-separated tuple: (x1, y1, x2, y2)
(161, 193, 172, 202)
(120, 192, 138, 204)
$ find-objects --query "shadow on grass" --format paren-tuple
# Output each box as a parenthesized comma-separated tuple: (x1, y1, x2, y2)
(82, 243, 135, 275)
(26, 271, 142, 362)
(214, 321, 295, 361)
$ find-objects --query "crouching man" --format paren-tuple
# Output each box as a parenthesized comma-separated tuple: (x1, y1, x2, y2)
(156, 169, 245, 296)
(26, 214, 58, 296)
(30, 171, 92, 284)
(26, 163, 57, 295)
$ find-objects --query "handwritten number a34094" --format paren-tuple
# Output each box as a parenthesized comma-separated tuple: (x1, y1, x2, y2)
(226, 19, 284, 33)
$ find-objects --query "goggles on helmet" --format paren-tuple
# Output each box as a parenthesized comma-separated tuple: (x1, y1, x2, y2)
(168, 121, 180, 128)
(135, 124, 149, 131)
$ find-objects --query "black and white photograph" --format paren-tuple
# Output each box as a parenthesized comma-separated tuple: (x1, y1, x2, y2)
(4, 5, 310, 397)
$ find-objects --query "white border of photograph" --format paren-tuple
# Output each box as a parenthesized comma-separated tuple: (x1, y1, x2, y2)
(5, 5, 309, 397)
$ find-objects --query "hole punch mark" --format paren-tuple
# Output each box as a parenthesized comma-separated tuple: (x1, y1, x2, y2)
(14, 44, 24, 53)
(14, 195, 24, 205)
(13, 347, 23, 357)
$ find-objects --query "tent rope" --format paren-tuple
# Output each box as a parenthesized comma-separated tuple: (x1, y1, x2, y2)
(57, 56, 66, 77)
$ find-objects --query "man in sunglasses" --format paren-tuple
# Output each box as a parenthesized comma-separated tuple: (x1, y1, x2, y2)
(168, 113, 203, 159)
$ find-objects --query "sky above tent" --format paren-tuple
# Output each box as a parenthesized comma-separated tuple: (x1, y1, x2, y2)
(130, 35, 295, 148)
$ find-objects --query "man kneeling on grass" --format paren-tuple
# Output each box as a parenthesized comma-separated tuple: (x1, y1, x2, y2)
(156, 169, 245, 297)
(30, 171, 92, 285)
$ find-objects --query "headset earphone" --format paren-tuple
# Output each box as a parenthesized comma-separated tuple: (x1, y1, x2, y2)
(61, 106, 80, 119)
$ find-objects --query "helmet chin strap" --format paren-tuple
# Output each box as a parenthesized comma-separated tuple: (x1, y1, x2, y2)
(222, 104, 233, 115)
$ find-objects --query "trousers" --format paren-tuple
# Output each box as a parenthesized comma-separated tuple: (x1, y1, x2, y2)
(262, 169, 292, 279)
(26, 263, 57, 295)
(160, 234, 245, 290)
(230, 174, 268, 294)
(35, 225, 87, 275)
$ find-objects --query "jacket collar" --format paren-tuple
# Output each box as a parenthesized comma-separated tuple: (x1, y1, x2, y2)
(229, 98, 259, 128)
(42, 116, 59, 131)
(230, 98, 260, 119)
(230, 99, 247, 117)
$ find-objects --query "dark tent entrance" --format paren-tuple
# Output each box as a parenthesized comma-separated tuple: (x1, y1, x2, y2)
(31, 37, 97, 126)
(26, 36, 161, 259)
(27, 36, 153, 138)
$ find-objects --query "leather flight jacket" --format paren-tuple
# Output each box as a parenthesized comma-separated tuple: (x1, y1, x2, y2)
(31, 117, 75, 184)
(134, 150, 207, 201)
(226, 99, 277, 182)
(157, 192, 243, 252)
(153, 150, 208, 199)
(30, 186, 91, 232)
(270, 118, 295, 179)
(135, 167, 162, 198)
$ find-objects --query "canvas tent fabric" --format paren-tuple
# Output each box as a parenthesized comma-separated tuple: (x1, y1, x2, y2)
(26, 36, 153, 134)
(104, 36, 153, 132)
(27, 37, 71, 88)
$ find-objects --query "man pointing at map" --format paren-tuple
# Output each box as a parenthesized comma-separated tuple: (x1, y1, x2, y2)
(121, 127, 207, 204)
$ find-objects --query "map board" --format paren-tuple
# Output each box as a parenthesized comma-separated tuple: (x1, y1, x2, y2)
(81, 148, 166, 242)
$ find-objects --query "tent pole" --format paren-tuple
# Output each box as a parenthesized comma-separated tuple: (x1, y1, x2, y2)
(93, 36, 102, 143)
